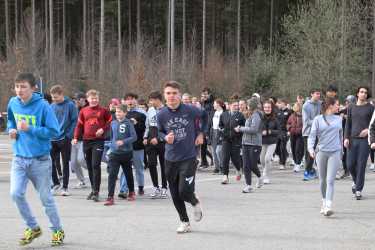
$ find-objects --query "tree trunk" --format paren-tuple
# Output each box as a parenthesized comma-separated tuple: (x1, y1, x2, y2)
(182, 0, 186, 69)
(128, 0, 132, 50)
(118, 0, 122, 90)
(15, 0, 18, 47)
(82, 0, 87, 74)
(136, 0, 141, 58)
(49, 0, 53, 81)
(202, 0, 206, 79)
(90, 0, 95, 74)
(63, 0, 66, 74)
(269, 0, 274, 56)
(237, 0, 241, 84)
(167, 0, 171, 78)
(99, 0, 105, 81)
(5, 0, 10, 59)
(170, 0, 175, 79)
(45, 0, 49, 77)
(340, 0, 345, 95)
(31, 0, 36, 70)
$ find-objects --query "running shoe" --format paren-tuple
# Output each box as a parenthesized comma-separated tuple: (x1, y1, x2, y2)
(51, 230, 65, 246)
(263, 177, 271, 184)
(127, 192, 136, 201)
(235, 170, 242, 181)
(92, 193, 99, 202)
(221, 175, 229, 184)
(193, 197, 203, 222)
(150, 187, 161, 199)
(176, 222, 191, 234)
(118, 192, 128, 199)
(19, 227, 42, 246)
(279, 165, 286, 170)
(323, 207, 333, 217)
(104, 197, 114, 206)
(160, 188, 168, 199)
(355, 191, 362, 200)
(255, 177, 263, 188)
(60, 188, 70, 196)
(86, 191, 95, 200)
(242, 185, 253, 193)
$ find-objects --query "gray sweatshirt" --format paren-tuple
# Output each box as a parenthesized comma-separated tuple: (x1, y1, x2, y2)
(239, 111, 262, 146)
(308, 114, 342, 154)
(302, 99, 322, 136)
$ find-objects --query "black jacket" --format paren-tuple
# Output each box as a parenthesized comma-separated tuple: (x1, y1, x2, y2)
(219, 111, 245, 145)
(202, 95, 215, 134)
(276, 108, 292, 132)
(126, 110, 147, 150)
(262, 114, 280, 145)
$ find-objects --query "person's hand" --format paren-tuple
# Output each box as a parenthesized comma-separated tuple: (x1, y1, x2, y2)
(234, 126, 241, 133)
(309, 151, 316, 159)
(344, 139, 350, 148)
(262, 130, 267, 136)
(17, 120, 29, 131)
(9, 129, 17, 139)
(143, 139, 148, 145)
(130, 118, 138, 125)
(165, 132, 174, 144)
(72, 139, 78, 145)
(95, 128, 104, 137)
(150, 138, 158, 145)
(371, 143, 375, 150)
(195, 133, 204, 145)
(116, 140, 124, 146)
(359, 129, 368, 138)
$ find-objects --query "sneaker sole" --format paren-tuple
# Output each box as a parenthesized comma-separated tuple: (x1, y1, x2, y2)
(19, 232, 42, 246)
(324, 210, 334, 217)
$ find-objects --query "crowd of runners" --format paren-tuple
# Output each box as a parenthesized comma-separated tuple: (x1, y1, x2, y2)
(6, 72, 375, 246)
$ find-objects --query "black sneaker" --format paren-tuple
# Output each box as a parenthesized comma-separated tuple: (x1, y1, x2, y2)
(138, 187, 145, 196)
(340, 171, 350, 179)
(212, 169, 220, 174)
(118, 192, 128, 199)
(92, 193, 99, 202)
(86, 192, 95, 200)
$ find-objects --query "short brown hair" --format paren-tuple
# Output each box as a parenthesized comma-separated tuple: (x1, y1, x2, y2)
(86, 89, 99, 97)
(164, 81, 181, 90)
(116, 104, 128, 112)
(50, 85, 64, 95)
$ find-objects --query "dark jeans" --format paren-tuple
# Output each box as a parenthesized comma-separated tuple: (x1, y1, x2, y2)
(242, 145, 261, 186)
(51, 138, 72, 189)
(290, 135, 304, 165)
(370, 149, 375, 164)
(200, 136, 213, 165)
(304, 136, 316, 172)
(165, 158, 199, 222)
(147, 143, 167, 189)
(107, 152, 134, 197)
(83, 140, 104, 193)
(347, 138, 370, 192)
(277, 134, 289, 165)
(222, 141, 242, 175)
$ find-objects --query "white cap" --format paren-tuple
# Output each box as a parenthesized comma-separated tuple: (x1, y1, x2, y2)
(252, 93, 261, 99)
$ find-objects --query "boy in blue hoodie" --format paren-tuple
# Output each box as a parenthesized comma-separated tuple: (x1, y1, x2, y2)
(50, 85, 78, 196)
(104, 104, 137, 206)
(7, 73, 65, 246)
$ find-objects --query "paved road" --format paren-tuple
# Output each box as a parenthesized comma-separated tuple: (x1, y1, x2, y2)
(1, 135, 375, 250)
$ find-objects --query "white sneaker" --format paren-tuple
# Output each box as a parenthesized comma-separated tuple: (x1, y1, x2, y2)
(160, 188, 168, 199)
(221, 175, 229, 184)
(150, 187, 161, 199)
(60, 188, 70, 196)
(51, 184, 61, 195)
(323, 206, 333, 217)
(263, 177, 271, 184)
(293, 164, 301, 173)
(256, 177, 263, 188)
(75, 181, 87, 189)
(193, 200, 203, 222)
(370, 164, 375, 170)
(279, 165, 286, 170)
(176, 222, 191, 234)
(242, 185, 253, 193)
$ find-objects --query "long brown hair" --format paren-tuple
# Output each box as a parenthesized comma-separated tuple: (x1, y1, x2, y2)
(263, 100, 276, 119)
(321, 97, 338, 114)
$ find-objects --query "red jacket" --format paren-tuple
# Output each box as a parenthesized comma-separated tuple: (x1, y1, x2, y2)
(287, 113, 303, 136)
(74, 105, 112, 140)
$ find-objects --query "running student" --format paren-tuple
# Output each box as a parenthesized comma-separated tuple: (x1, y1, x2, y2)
(49, 85, 78, 196)
(104, 104, 137, 206)
(7, 73, 65, 246)
(73, 89, 112, 202)
(308, 97, 342, 216)
(157, 81, 206, 234)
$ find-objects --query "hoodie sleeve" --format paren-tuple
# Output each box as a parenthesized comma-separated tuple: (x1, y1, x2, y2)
(157, 112, 167, 141)
(344, 105, 352, 140)
(74, 109, 85, 140)
(123, 121, 137, 146)
(6, 100, 17, 131)
(197, 107, 208, 134)
(240, 113, 261, 134)
(66, 102, 78, 139)
(308, 117, 318, 154)
(28, 103, 59, 139)
(302, 103, 313, 129)
(102, 108, 112, 132)
(369, 110, 375, 144)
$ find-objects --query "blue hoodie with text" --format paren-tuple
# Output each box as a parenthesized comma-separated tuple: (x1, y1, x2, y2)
(50, 97, 78, 141)
(7, 93, 60, 158)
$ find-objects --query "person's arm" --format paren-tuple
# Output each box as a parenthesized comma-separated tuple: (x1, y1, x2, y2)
(123, 122, 138, 145)
(144, 113, 150, 139)
(28, 103, 59, 139)
(66, 102, 78, 139)
(269, 119, 280, 135)
(287, 115, 293, 132)
(157, 112, 167, 140)
(344, 105, 352, 140)
(369, 110, 375, 144)
(74, 109, 85, 140)
(102, 108, 113, 132)
(6, 101, 16, 131)
(307, 117, 318, 155)
(302, 104, 313, 129)
(240, 113, 261, 134)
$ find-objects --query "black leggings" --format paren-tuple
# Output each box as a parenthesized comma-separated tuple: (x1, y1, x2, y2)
(290, 135, 304, 165)
(200, 136, 213, 165)
(107, 152, 134, 197)
(242, 145, 261, 186)
(51, 138, 72, 189)
(83, 140, 104, 193)
(222, 141, 242, 175)
(165, 158, 199, 222)
(147, 143, 167, 189)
